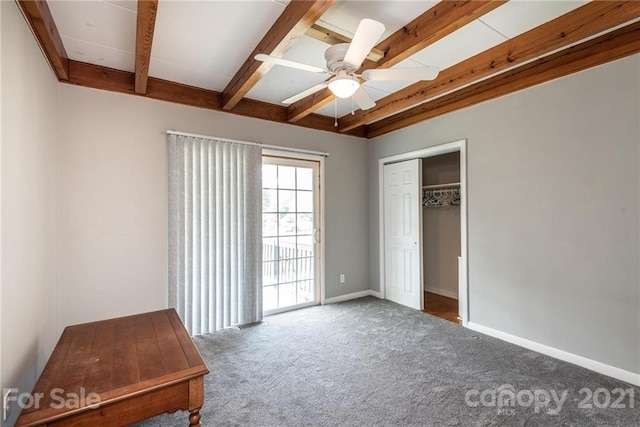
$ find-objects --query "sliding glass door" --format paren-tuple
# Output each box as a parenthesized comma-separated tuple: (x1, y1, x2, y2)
(262, 157, 320, 314)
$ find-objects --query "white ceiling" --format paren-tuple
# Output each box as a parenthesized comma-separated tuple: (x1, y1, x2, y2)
(49, 0, 590, 119)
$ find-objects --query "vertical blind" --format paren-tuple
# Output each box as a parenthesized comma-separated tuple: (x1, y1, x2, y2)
(168, 133, 262, 334)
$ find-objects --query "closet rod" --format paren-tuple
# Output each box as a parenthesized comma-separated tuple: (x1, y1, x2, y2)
(166, 130, 329, 157)
(422, 182, 460, 190)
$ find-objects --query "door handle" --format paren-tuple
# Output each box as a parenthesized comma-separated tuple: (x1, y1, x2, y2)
(313, 229, 320, 244)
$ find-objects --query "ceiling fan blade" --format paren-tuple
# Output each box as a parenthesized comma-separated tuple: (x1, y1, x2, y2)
(343, 19, 385, 69)
(282, 83, 328, 105)
(363, 67, 440, 81)
(352, 87, 376, 110)
(255, 54, 327, 74)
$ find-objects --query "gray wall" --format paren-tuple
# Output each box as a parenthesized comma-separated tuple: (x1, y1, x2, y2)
(422, 153, 460, 299)
(56, 84, 370, 327)
(1, 3, 59, 425)
(369, 55, 640, 374)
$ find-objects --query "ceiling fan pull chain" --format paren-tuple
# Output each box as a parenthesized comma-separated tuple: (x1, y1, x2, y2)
(334, 98, 338, 127)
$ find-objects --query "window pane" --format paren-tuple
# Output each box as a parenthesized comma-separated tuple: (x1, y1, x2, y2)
(263, 213, 278, 237)
(297, 213, 313, 235)
(279, 283, 296, 307)
(262, 189, 277, 212)
(296, 191, 313, 213)
(297, 235, 314, 258)
(263, 164, 277, 188)
(277, 166, 296, 190)
(278, 190, 296, 213)
(297, 168, 312, 190)
(297, 280, 313, 303)
(278, 212, 296, 236)
(278, 236, 296, 260)
(263, 262, 278, 285)
(279, 259, 296, 283)
(263, 285, 278, 311)
(263, 237, 278, 262)
(297, 257, 314, 281)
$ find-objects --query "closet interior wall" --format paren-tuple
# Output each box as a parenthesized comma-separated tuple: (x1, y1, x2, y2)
(422, 152, 461, 299)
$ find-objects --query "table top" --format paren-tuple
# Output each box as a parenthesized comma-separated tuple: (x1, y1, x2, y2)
(17, 308, 209, 425)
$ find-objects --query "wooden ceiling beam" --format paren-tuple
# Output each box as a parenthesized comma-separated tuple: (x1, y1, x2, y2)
(366, 21, 640, 138)
(134, 0, 159, 95)
(16, 0, 69, 80)
(287, 0, 508, 123)
(221, 0, 335, 111)
(341, 0, 640, 133)
(65, 60, 365, 138)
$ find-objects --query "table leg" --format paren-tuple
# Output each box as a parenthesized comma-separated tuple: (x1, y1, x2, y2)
(189, 408, 201, 426)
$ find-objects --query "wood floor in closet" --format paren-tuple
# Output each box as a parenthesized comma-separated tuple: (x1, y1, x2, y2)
(423, 292, 461, 325)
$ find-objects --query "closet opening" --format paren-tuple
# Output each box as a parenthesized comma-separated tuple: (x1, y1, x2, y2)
(378, 139, 468, 326)
(421, 152, 461, 325)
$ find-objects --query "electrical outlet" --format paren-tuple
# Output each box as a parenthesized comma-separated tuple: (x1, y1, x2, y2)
(340, 274, 345, 283)
(3, 388, 13, 421)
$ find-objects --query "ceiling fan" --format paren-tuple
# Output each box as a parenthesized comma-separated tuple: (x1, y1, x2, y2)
(255, 18, 440, 111)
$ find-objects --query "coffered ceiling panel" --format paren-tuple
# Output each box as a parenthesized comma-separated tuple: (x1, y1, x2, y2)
(405, 19, 508, 72)
(152, 0, 288, 48)
(479, 0, 589, 39)
(149, 17, 254, 89)
(148, 0, 288, 90)
(48, 0, 136, 69)
(58, 35, 135, 72)
(102, 0, 137, 13)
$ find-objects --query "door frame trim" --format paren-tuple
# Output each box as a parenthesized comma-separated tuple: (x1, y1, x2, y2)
(262, 149, 326, 307)
(378, 139, 469, 326)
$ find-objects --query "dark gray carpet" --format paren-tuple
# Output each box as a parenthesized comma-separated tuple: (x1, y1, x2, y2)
(136, 297, 639, 426)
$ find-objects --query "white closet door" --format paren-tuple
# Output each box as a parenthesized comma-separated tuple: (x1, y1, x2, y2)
(384, 159, 422, 310)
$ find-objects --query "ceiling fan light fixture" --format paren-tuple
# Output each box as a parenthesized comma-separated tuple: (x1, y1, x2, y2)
(328, 75, 360, 99)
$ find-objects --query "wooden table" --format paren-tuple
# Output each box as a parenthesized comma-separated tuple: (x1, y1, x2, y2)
(15, 309, 209, 426)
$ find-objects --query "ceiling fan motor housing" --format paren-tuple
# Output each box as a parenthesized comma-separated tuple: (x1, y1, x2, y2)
(325, 43, 358, 73)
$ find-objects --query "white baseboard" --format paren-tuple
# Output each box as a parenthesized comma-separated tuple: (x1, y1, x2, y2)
(467, 322, 640, 387)
(369, 290, 381, 299)
(325, 290, 378, 304)
(425, 287, 458, 300)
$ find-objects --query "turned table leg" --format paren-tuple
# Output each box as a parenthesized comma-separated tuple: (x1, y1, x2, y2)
(189, 408, 201, 426)
(188, 375, 204, 426)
